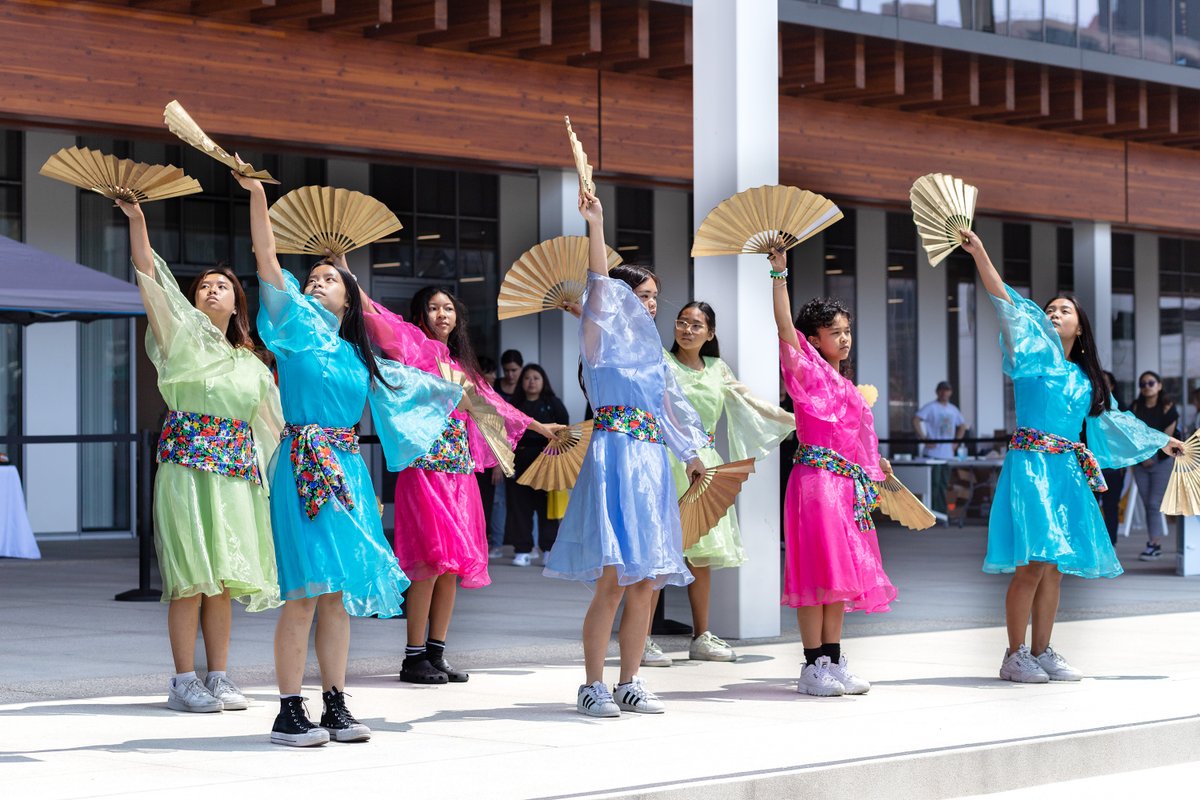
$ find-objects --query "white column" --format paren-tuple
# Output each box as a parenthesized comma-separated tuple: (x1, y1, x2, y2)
(855, 208, 889, 439)
(1134, 232, 1160, 375)
(652, 188, 691, 341)
(917, 241, 948, 422)
(693, 0, 779, 639)
(1074, 220, 1113, 367)
(498, 174, 541, 365)
(975, 218, 1005, 439)
(22, 130, 80, 535)
(1030, 222, 1057, 308)
(537, 168, 587, 419)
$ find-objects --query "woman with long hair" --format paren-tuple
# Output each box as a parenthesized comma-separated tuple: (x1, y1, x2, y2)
(770, 248, 895, 697)
(1128, 370, 1179, 561)
(544, 189, 707, 718)
(961, 229, 1183, 683)
(238, 174, 460, 746)
(505, 363, 570, 566)
(117, 199, 283, 715)
(362, 287, 562, 685)
(642, 301, 794, 666)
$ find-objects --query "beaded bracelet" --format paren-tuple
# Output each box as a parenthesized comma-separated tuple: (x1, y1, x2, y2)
(769, 268, 789, 281)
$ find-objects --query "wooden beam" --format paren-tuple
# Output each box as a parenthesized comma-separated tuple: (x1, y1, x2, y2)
(514, 0, 599, 63)
(568, 0, 647, 68)
(309, 0, 391, 31)
(366, 0, 448, 41)
(418, 0, 500, 48)
(192, 0, 276, 15)
(251, 0, 335, 24)
(613, 4, 690, 76)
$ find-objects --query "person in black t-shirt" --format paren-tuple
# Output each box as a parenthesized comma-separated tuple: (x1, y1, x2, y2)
(1130, 370, 1179, 561)
(505, 364, 570, 566)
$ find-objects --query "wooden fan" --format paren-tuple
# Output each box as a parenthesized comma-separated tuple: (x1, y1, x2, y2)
(517, 421, 595, 491)
(678, 458, 756, 550)
(38, 147, 202, 204)
(498, 236, 622, 320)
(163, 100, 280, 184)
(1161, 430, 1200, 516)
(910, 173, 978, 267)
(691, 186, 843, 257)
(874, 475, 937, 531)
(269, 186, 403, 256)
(564, 116, 595, 195)
(856, 384, 879, 408)
(436, 362, 516, 477)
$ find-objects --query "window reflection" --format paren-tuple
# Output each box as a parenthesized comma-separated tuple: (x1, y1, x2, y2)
(1045, 0, 1078, 44)
(1009, 0, 1045, 40)
(1144, 0, 1173, 62)
(1178, 0, 1200, 64)
(900, 0, 936, 22)
(1111, 0, 1143, 57)
(1079, 0, 1111, 50)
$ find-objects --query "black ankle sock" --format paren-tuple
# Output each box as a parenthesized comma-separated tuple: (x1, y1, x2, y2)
(426, 638, 446, 660)
(820, 642, 841, 663)
(803, 647, 823, 666)
(404, 645, 425, 662)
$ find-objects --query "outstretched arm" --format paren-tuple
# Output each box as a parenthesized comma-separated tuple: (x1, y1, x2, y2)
(233, 172, 285, 291)
(115, 200, 155, 280)
(578, 190, 608, 276)
(769, 248, 800, 350)
(960, 229, 1006, 302)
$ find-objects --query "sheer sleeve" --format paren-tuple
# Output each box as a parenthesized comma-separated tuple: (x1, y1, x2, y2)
(988, 284, 1067, 379)
(473, 378, 533, 450)
(1085, 401, 1171, 469)
(363, 300, 447, 371)
(367, 358, 464, 472)
(580, 272, 662, 369)
(778, 338, 851, 423)
(717, 359, 795, 462)
(257, 271, 340, 357)
(661, 360, 710, 463)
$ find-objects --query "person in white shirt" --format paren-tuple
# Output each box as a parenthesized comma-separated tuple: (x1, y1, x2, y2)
(912, 382, 968, 514)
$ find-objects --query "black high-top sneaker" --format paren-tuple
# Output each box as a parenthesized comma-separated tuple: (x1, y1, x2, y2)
(270, 696, 329, 747)
(319, 688, 371, 742)
(400, 656, 449, 684)
(428, 654, 469, 682)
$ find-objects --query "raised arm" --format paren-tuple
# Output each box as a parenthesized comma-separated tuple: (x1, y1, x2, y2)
(233, 172, 285, 291)
(115, 200, 156, 280)
(769, 248, 800, 349)
(578, 190, 608, 276)
(960, 229, 1006, 302)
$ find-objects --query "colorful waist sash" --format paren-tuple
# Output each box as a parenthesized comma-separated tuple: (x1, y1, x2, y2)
(1009, 427, 1106, 492)
(157, 410, 261, 485)
(411, 417, 474, 475)
(594, 405, 664, 445)
(281, 423, 360, 520)
(793, 444, 879, 532)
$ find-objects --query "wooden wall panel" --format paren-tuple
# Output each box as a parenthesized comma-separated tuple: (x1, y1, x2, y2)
(599, 72, 691, 180)
(780, 96, 1128, 224)
(1127, 144, 1200, 232)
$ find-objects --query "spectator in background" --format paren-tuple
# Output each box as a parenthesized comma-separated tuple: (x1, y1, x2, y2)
(506, 364, 569, 566)
(912, 381, 967, 514)
(1130, 370, 1178, 561)
(1187, 386, 1200, 438)
(1096, 371, 1125, 544)
(476, 356, 506, 557)
(495, 349, 524, 402)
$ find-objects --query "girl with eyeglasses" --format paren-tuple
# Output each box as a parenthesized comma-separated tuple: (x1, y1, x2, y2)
(1129, 370, 1179, 561)
(961, 230, 1184, 684)
(640, 302, 794, 667)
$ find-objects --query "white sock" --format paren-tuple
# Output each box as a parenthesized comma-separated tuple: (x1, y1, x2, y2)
(172, 671, 197, 687)
(207, 670, 227, 682)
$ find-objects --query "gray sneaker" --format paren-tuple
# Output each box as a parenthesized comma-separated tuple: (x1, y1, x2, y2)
(640, 638, 672, 667)
(689, 631, 737, 662)
(797, 656, 845, 697)
(205, 674, 249, 710)
(1035, 646, 1084, 682)
(576, 681, 620, 718)
(826, 654, 870, 695)
(999, 644, 1050, 684)
(167, 677, 223, 713)
(612, 676, 665, 714)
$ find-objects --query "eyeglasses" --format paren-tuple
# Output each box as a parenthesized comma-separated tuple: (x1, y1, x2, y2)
(674, 320, 708, 334)
(1140, 380, 1158, 388)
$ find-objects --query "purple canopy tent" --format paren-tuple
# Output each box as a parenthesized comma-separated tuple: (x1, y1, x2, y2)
(0, 234, 144, 324)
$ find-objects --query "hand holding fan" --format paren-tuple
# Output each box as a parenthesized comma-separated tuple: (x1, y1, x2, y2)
(517, 421, 595, 491)
(874, 475, 937, 531)
(163, 100, 279, 184)
(39, 147, 202, 204)
(498, 236, 621, 320)
(910, 173, 978, 267)
(678, 458, 756, 550)
(437, 362, 516, 477)
(691, 186, 843, 258)
(269, 186, 403, 257)
(1161, 430, 1200, 516)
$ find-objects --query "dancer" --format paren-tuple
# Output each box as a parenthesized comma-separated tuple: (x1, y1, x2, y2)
(1129, 370, 1178, 561)
(961, 230, 1183, 683)
(770, 248, 895, 697)
(506, 363, 570, 567)
(643, 301, 794, 666)
(238, 174, 460, 746)
(363, 289, 561, 684)
(118, 199, 282, 714)
(544, 189, 707, 717)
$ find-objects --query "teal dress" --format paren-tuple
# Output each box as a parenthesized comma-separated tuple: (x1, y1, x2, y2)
(985, 286, 1168, 578)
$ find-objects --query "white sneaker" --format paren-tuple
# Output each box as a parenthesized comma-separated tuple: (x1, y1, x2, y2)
(689, 631, 737, 662)
(576, 681, 620, 718)
(488, 546, 505, 559)
(167, 676, 223, 713)
(204, 674, 249, 710)
(1035, 645, 1083, 682)
(512, 552, 533, 567)
(826, 654, 870, 695)
(999, 644, 1050, 683)
(640, 638, 672, 667)
(612, 676, 665, 714)
(797, 656, 845, 697)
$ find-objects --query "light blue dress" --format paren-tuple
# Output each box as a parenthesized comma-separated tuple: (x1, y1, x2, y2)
(985, 285, 1168, 578)
(543, 273, 709, 588)
(258, 273, 461, 616)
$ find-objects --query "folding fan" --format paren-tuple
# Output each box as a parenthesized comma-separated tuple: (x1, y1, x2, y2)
(269, 186, 403, 256)
(856, 384, 879, 408)
(874, 476, 937, 531)
(910, 173, 978, 267)
(678, 458, 756, 550)
(38, 147, 202, 204)
(498, 236, 622, 320)
(1161, 430, 1200, 516)
(163, 100, 279, 184)
(564, 116, 595, 196)
(517, 421, 595, 491)
(436, 362, 516, 477)
(691, 186, 843, 258)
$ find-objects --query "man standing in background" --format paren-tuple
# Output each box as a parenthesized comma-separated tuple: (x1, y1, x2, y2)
(913, 381, 968, 515)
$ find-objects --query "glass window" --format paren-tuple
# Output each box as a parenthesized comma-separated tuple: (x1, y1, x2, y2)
(1177, 0, 1200, 65)
(1002, 223, 1032, 291)
(1111, 0, 1143, 57)
(1045, 0, 1079, 44)
(1056, 226, 1074, 293)
(616, 186, 654, 265)
(0, 129, 20, 241)
(860, 0, 898, 13)
(1142, 0, 1172, 62)
(938, 0, 972, 27)
(902, 0, 937, 23)
(976, 0, 1009, 33)
(1079, 0, 1111, 50)
(886, 213, 919, 440)
(79, 318, 131, 531)
(945, 249, 977, 441)
(414, 217, 458, 280)
(0, 324, 20, 473)
(1111, 232, 1136, 404)
(823, 207, 857, 320)
(1010, 0, 1045, 40)
(1160, 237, 1185, 403)
(417, 167, 457, 215)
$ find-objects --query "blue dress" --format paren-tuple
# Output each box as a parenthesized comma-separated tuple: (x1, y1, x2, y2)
(543, 273, 709, 588)
(258, 274, 461, 616)
(985, 285, 1168, 578)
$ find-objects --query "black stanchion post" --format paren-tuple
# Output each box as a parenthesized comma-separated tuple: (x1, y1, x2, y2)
(115, 428, 161, 601)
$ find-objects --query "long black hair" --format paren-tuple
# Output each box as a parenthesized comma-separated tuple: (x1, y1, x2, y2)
(670, 300, 720, 359)
(1131, 369, 1172, 413)
(795, 296, 853, 377)
(518, 363, 556, 401)
(306, 260, 392, 388)
(608, 264, 659, 293)
(410, 285, 482, 377)
(1046, 294, 1110, 417)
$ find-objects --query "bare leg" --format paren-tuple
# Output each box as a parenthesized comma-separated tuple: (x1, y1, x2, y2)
(687, 565, 712, 635)
(314, 592, 350, 691)
(619, 581, 654, 683)
(275, 597, 318, 695)
(797, 605, 824, 650)
(427, 574, 458, 642)
(404, 578, 435, 647)
(1005, 563, 1047, 651)
(582, 567, 625, 684)
(1030, 567, 1063, 656)
(646, 588, 662, 637)
(198, 590, 232, 672)
(167, 595, 202, 674)
(821, 602, 845, 647)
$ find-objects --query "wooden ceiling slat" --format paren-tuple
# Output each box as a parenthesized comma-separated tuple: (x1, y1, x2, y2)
(251, 0, 335, 24)
(309, 0, 390, 31)
(417, 0, 500, 48)
(366, 0, 447, 41)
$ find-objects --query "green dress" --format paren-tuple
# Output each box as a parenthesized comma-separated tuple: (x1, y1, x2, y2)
(665, 353, 794, 568)
(137, 253, 283, 611)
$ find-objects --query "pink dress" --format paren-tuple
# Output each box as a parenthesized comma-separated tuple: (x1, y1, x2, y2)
(364, 303, 532, 588)
(780, 338, 896, 612)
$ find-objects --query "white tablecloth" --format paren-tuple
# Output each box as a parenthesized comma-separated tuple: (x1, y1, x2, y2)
(0, 465, 40, 559)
